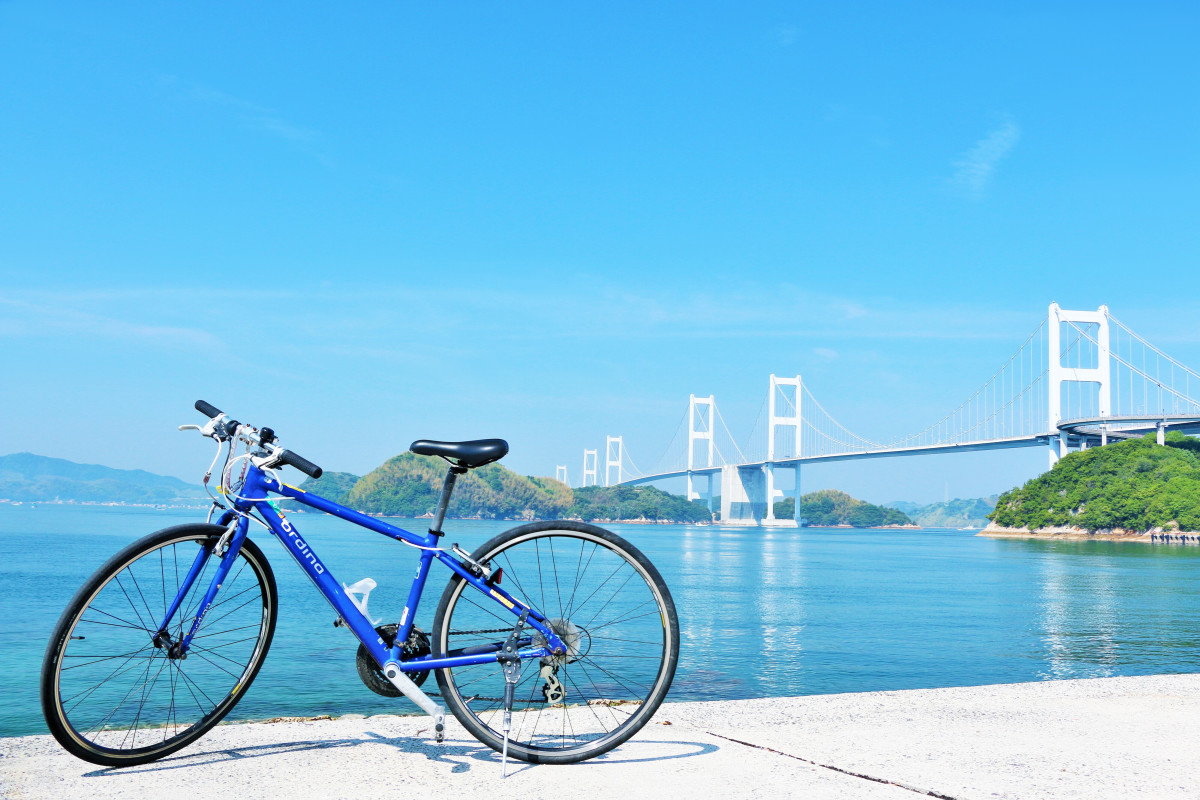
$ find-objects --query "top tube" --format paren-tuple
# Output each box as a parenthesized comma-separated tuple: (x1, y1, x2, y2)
(239, 466, 441, 549)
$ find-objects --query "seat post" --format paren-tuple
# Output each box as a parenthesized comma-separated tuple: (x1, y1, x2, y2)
(430, 465, 467, 536)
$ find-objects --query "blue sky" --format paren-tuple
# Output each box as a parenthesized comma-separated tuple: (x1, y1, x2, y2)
(1, 2, 1197, 503)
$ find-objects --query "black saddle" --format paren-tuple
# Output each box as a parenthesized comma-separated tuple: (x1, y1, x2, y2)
(410, 438, 509, 469)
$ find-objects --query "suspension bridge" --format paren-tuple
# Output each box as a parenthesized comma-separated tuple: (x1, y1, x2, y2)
(554, 304, 1200, 526)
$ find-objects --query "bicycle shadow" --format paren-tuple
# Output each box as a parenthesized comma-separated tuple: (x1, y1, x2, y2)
(80, 729, 718, 778)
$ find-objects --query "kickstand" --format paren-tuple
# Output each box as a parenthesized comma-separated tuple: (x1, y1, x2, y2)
(499, 608, 529, 778)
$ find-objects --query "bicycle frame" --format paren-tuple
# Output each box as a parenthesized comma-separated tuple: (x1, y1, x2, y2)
(154, 463, 567, 712)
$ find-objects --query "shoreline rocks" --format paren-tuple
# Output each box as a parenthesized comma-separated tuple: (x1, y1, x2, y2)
(977, 521, 1200, 543)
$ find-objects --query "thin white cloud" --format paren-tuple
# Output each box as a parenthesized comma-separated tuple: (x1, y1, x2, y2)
(157, 75, 319, 144)
(0, 293, 221, 350)
(188, 85, 319, 143)
(949, 118, 1020, 200)
(813, 347, 839, 361)
(774, 25, 799, 46)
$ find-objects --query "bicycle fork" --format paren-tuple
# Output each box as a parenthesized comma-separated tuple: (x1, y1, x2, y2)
(153, 518, 244, 658)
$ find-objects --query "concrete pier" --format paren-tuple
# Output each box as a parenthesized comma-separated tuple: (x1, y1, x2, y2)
(3, 674, 1199, 799)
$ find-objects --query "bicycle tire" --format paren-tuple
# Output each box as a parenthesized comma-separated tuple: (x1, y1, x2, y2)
(41, 523, 278, 767)
(432, 520, 679, 764)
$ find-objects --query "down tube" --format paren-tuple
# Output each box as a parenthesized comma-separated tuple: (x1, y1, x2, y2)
(254, 502, 392, 662)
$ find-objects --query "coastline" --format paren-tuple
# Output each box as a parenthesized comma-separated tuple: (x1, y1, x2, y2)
(0, 502, 956, 529)
(6, 674, 1200, 799)
(978, 521, 1200, 543)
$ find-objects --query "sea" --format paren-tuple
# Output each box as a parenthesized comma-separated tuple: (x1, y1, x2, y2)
(3, 503, 1200, 738)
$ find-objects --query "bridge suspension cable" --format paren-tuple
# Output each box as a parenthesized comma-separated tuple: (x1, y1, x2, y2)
(1062, 316, 1200, 419)
(884, 318, 1053, 449)
(588, 305, 1200, 487)
(712, 403, 748, 465)
(797, 381, 882, 455)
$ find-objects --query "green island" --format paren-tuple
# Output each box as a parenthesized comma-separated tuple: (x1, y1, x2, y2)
(986, 432, 1200, 537)
(290, 451, 709, 523)
(771, 490, 913, 527)
(293, 454, 915, 526)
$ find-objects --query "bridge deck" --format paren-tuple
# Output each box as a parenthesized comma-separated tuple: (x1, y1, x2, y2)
(620, 415, 1200, 487)
(619, 433, 1049, 485)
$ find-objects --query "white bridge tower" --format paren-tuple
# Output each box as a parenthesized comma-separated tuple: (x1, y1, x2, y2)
(581, 449, 598, 487)
(1048, 303, 1111, 466)
(605, 436, 623, 486)
(687, 394, 715, 512)
(763, 374, 802, 526)
(555, 465, 569, 486)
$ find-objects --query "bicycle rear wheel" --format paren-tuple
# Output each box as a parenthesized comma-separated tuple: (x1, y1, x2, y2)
(41, 523, 278, 767)
(433, 521, 679, 764)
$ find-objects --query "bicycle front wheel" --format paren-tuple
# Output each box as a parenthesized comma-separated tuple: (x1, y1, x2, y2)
(433, 521, 679, 764)
(41, 523, 278, 767)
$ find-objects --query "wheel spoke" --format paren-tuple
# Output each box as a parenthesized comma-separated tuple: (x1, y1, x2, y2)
(47, 532, 275, 760)
(437, 529, 676, 763)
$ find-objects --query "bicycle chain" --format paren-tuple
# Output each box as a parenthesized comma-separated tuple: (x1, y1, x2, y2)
(433, 628, 541, 704)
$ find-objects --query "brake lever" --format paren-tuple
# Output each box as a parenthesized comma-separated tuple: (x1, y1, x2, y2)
(179, 414, 235, 441)
(250, 442, 284, 469)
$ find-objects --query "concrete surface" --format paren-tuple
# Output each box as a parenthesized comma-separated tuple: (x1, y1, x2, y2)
(3, 674, 1199, 800)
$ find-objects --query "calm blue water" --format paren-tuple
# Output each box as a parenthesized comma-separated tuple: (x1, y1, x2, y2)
(4, 504, 1200, 737)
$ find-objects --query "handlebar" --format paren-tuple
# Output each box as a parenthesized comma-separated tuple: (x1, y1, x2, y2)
(195, 399, 222, 419)
(279, 449, 323, 479)
(190, 399, 324, 479)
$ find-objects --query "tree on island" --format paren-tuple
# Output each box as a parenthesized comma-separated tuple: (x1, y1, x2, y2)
(989, 432, 1200, 532)
(772, 489, 912, 527)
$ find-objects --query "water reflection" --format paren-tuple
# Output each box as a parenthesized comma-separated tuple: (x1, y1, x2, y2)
(661, 525, 1200, 703)
(1036, 552, 1120, 679)
(8, 504, 1200, 737)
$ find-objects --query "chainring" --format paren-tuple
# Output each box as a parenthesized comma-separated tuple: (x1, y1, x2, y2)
(356, 623, 431, 697)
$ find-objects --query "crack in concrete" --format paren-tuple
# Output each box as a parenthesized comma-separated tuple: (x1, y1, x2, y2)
(703, 730, 960, 800)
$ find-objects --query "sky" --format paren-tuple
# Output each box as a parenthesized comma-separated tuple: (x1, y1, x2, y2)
(1, 2, 1197, 504)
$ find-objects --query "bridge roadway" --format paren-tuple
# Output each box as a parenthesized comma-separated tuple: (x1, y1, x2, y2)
(616, 414, 1200, 526)
(617, 433, 1051, 486)
(621, 414, 1200, 487)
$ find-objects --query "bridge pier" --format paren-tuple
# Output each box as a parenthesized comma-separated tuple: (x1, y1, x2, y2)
(720, 465, 768, 526)
(687, 471, 715, 517)
(762, 464, 800, 527)
(1049, 433, 1068, 469)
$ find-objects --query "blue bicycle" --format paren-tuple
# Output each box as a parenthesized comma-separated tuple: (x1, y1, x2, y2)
(41, 401, 680, 770)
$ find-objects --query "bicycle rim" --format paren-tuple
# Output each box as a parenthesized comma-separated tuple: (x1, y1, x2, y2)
(435, 524, 678, 762)
(44, 529, 276, 762)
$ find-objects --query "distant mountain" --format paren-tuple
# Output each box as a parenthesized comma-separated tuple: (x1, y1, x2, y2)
(886, 500, 922, 515)
(0, 453, 205, 504)
(884, 496, 997, 528)
(293, 453, 708, 522)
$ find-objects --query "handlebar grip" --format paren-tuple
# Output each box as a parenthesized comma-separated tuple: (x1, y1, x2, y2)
(195, 400, 223, 419)
(279, 449, 323, 479)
